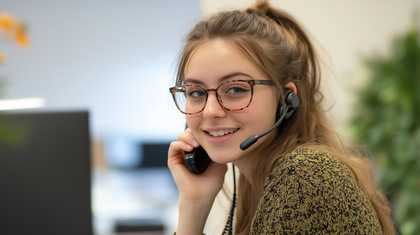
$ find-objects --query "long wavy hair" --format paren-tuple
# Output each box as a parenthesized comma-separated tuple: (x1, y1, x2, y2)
(174, 1, 395, 234)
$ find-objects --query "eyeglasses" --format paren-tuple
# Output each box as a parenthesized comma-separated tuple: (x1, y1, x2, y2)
(169, 80, 274, 115)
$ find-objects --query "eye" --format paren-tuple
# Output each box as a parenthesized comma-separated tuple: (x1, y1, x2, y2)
(227, 86, 248, 94)
(187, 89, 205, 98)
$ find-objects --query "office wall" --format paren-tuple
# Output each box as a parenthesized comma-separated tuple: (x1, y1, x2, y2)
(200, 0, 420, 234)
(1, 0, 201, 139)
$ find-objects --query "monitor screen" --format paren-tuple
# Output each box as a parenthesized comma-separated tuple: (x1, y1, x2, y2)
(0, 111, 92, 235)
(140, 143, 170, 168)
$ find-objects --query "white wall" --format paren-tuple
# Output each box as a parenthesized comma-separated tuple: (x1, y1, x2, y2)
(1, 0, 201, 139)
(200, 0, 420, 234)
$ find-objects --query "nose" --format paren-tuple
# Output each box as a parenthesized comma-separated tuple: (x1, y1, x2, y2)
(202, 92, 226, 119)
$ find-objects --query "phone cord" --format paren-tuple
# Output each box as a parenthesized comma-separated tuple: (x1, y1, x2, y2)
(221, 163, 236, 235)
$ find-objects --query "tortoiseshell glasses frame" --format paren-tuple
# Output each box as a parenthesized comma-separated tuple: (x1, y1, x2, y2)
(169, 79, 274, 115)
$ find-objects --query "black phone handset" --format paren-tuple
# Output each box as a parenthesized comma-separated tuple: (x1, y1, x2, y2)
(184, 145, 212, 174)
(184, 124, 212, 174)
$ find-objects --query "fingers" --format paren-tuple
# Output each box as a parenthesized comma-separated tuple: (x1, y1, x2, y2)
(168, 129, 200, 168)
(168, 141, 190, 161)
(177, 129, 200, 149)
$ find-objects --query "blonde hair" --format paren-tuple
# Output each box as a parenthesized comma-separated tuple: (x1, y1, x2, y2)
(175, 1, 395, 234)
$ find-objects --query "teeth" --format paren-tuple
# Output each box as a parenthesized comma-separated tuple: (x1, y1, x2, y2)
(208, 128, 238, 137)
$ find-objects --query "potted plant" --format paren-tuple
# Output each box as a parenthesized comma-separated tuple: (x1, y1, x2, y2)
(349, 25, 420, 234)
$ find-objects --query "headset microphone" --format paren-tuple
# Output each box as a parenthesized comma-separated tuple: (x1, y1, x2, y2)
(240, 88, 299, 151)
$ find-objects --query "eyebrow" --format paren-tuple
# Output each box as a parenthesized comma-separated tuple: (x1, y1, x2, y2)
(184, 72, 253, 85)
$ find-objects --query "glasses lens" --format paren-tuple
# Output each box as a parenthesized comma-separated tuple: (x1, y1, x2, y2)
(218, 81, 252, 110)
(174, 85, 206, 114)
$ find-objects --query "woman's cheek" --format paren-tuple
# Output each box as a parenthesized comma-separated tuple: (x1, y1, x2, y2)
(244, 101, 277, 133)
(185, 115, 202, 137)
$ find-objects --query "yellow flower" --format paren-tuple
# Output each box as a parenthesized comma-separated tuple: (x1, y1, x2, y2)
(0, 13, 13, 31)
(0, 12, 29, 48)
(0, 53, 6, 63)
(15, 22, 29, 48)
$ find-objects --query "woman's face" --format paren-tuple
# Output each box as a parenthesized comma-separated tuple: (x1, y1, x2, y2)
(184, 40, 278, 167)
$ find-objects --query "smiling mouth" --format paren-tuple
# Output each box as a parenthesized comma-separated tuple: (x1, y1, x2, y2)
(206, 128, 239, 137)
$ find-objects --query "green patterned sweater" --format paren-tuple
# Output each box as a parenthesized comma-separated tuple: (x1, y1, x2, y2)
(250, 148, 382, 234)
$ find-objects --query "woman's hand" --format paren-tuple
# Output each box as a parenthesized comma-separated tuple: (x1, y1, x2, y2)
(168, 128, 227, 203)
(168, 128, 227, 235)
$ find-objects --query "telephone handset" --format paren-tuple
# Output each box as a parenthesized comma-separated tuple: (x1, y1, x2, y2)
(184, 124, 212, 174)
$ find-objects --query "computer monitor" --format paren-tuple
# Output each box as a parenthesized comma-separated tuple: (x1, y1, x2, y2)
(0, 111, 92, 235)
(140, 143, 171, 168)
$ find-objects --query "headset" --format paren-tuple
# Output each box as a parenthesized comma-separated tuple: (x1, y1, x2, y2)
(240, 88, 299, 150)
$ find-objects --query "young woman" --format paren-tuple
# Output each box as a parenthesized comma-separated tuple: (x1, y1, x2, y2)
(168, 1, 395, 234)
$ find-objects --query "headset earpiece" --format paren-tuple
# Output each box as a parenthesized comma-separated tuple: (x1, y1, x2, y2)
(276, 88, 299, 120)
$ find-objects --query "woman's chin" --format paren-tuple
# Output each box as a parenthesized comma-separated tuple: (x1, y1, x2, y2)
(206, 149, 242, 164)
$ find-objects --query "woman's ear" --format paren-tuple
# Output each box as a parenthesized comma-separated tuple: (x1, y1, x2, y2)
(284, 82, 297, 95)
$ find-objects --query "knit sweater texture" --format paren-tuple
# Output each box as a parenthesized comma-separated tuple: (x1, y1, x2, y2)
(250, 148, 382, 234)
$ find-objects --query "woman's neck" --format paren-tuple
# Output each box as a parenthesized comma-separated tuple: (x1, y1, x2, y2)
(233, 131, 279, 183)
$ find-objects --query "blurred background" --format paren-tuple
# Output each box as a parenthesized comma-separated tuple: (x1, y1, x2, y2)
(0, 0, 419, 235)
